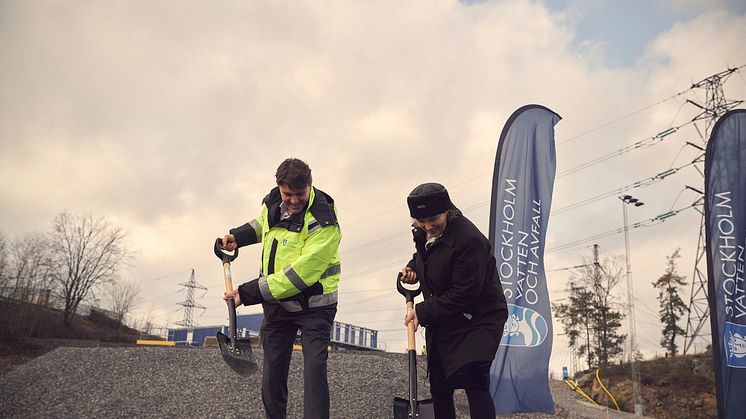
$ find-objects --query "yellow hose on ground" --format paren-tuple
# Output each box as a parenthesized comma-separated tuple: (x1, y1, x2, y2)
(595, 369, 621, 411)
(564, 379, 599, 405)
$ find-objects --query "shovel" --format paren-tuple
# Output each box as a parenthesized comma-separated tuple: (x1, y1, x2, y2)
(393, 272, 435, 419)
(214, 237, 258, 376)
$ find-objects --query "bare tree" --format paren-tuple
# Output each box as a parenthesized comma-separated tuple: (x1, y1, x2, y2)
(108, 280, 141, 327)
(554, 254, 627, 369)
(132, 303, 158, 335)
(0, 232, 9, 295)
(584, 255, 627, 367)
(7, 232, 55, 304)
(48, 212, 131, 326)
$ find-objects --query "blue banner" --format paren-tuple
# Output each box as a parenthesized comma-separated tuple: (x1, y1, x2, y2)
(489, 104, 559, 414)
(705, 109, 746, 419)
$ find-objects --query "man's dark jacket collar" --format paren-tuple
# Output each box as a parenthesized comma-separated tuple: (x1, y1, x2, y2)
(263, 186, 337, 231)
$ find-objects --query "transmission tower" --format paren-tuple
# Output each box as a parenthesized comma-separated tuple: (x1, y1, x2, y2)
(683, 66, 744, 354)
(176, 269, 208, 328)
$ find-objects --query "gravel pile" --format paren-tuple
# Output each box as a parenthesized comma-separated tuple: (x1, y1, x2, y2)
(0, 346, 645, 418)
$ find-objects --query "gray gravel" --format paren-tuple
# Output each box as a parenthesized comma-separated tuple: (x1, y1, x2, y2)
(0, 346, 647, 418)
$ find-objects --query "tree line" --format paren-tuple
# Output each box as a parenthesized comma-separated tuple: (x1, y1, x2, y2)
(553, 245, 688, 371)
(0, 212, 140, 335)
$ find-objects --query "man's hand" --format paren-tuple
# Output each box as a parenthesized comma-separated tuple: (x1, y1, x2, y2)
(223, 289, 241, 306)
(400, 267, 418, 284)
(404, 307, 419, 331)
(221, 234, 237, 252)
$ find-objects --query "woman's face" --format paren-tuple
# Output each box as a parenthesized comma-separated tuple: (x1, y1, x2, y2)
(414, 211, 448, 238)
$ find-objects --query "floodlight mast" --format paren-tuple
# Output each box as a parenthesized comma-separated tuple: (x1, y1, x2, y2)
(620, 194, 644, 416)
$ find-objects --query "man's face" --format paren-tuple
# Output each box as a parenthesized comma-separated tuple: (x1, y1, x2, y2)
(279, 184, 310, 215)
(414, 211, 448, 238)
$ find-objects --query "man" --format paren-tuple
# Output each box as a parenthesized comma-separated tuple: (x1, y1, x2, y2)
(400, 182, 508, 419)
(221, 158, 341, 419)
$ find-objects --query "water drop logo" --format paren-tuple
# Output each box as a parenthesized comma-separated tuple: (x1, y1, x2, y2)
(501, 304, 548, 347)
(724, 322, 746, 368)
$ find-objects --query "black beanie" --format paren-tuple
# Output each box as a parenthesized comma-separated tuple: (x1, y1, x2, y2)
(407, 183, 453, 219)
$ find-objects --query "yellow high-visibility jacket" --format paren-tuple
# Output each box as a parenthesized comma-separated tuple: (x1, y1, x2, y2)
(233, 186, 341, 313)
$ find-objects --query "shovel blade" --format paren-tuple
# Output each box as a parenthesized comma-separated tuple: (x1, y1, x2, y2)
(393, 397, 409, 419)
(216, 331, 258, 376)
(393, 396, 435, 419)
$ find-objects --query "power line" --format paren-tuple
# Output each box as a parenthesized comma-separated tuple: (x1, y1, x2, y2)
(345, 127, 703, 256)
(139, 289, 183, 305)
(551, 160, 695, 216)
(556, 122, 691, 179)
(338, 289, 397, 308)
(149, 268, 194, 282)
(341, 230, 410, 254)
(343, 258, 410, 281)
(546, 263, 591, 273)
(327, 70, 739, 268)
(336, 68, 744, 271)
(546, 200, 700, 255)
(343, 173, 490, 228)
(557, 89, 695, 146)
(340, 149, 696, 257)
(333, 79, 719, 242)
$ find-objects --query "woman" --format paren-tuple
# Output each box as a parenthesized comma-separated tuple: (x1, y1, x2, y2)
(401, 182, 508, 419)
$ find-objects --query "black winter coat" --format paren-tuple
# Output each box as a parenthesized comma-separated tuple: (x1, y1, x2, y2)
(407, 209, 508, 378)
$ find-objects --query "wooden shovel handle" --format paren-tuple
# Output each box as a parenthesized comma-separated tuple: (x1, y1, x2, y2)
(406, 301, 416, 351)
(223, 262, 234, 293)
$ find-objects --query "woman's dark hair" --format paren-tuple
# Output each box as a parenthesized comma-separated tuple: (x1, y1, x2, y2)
(275, 158, 312, 189)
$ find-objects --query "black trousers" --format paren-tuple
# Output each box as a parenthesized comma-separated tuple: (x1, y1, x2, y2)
(260, 305, 336, 419)
(428, 346, 495, 419)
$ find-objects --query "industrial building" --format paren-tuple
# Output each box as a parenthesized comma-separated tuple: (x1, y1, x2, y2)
(167, 313, 381, 351)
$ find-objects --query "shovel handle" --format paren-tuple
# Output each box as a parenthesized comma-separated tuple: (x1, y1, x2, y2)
(214, 237, 239, 264)
(396, 272, 421, 302)
(223, 262, 234, 293)
(216, 238, 239, 346)
(397, 272, 421, 352)
(406, 301, 416, 351)
(215, 238, 238, 293)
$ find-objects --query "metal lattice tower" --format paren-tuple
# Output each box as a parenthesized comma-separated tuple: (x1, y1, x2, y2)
(686, 67, 744, 136)
(176, 269, 208, 328)
(571, 343, 579, 378)
(621, 196, 643, 416)
(683, 67, 744, 354)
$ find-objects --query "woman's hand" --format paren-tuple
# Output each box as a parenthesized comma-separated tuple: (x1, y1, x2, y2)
(404, 307, 419, 331)
(400, 267, 418, 284)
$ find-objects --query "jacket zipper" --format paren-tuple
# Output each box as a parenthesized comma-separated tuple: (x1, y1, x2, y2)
(267, 238, 279, 275)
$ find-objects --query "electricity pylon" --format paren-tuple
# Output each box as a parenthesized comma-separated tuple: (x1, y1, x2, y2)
(176, 269, 208, 328)
(683, 66, 744, 354)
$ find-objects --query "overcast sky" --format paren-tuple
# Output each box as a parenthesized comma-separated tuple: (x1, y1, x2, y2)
(1, 0, 745, 376)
